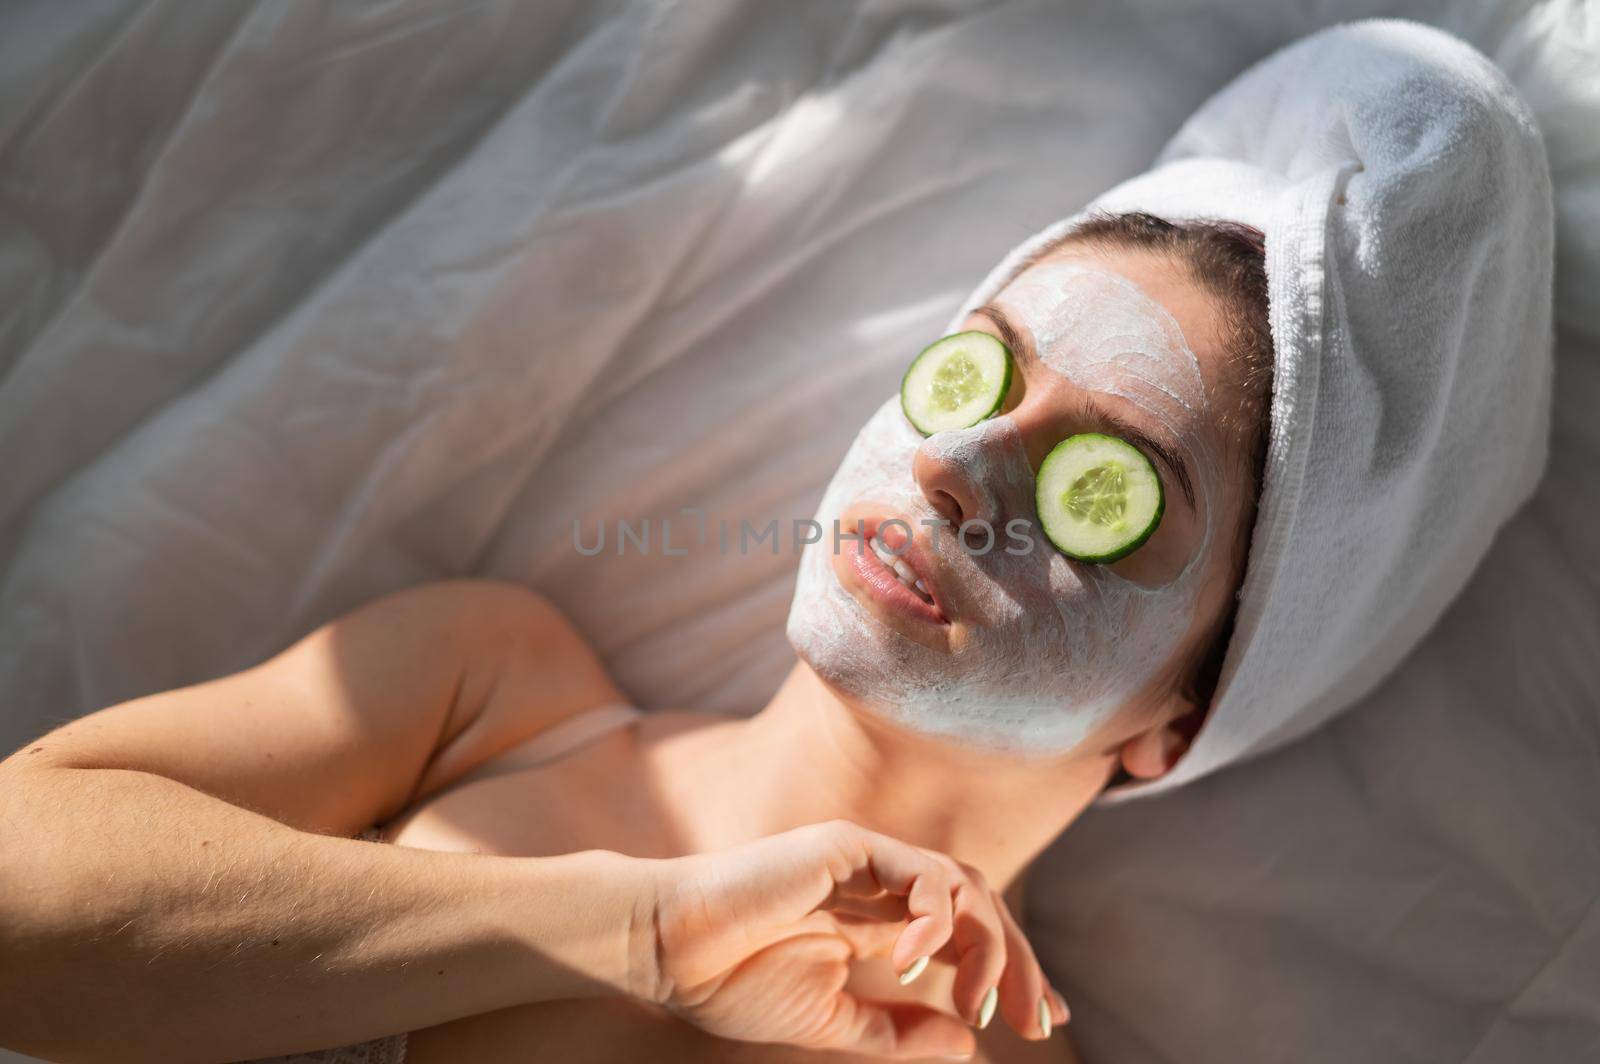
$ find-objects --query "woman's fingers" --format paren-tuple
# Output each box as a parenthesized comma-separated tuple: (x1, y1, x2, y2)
(662, 820, 1067, 1058)
(990, 886, 1068, 1038)
(807, 821, 956, 976)
(813, 993, 976, 1060)
(938, 860, 1009, 1029)
(827, 888, 914, 924)
(830, 895, 1068, 1037)
(794, 821, 1061, 1038)
(826, 910, 906, 960)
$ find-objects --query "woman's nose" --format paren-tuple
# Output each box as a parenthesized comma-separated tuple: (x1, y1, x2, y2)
(912, 420, 1027, 528)
(913, 443, 979, 526)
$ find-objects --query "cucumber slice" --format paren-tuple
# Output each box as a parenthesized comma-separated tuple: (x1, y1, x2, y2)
(900, 332, 1013, 436)
(1036, 433, 1164, 563)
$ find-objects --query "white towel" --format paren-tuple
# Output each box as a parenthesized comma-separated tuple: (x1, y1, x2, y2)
(945, 20, 1555, 795)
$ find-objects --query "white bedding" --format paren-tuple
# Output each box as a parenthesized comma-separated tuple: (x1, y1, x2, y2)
(1, 2, 1595, 1062)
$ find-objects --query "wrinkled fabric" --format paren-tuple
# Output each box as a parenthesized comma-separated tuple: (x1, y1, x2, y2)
(1, 3, 1596, 1063)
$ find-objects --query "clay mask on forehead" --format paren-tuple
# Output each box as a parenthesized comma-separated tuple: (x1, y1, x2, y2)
(999, 262, 1221, 540)
(786, 265, 1224, 755)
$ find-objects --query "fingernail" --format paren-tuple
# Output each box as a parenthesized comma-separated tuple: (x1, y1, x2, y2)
(1037, 995, 1053, 1038)
(1052, 987, 1072, 1024)
(897, 955, 930, 985)
(976, 986, 998, 1029)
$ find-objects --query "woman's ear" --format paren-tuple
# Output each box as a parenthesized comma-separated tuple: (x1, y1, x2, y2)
(1118, 714, 1195, 780)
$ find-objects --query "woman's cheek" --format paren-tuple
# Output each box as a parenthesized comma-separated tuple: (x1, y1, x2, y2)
(1106, 488, 1201, 587)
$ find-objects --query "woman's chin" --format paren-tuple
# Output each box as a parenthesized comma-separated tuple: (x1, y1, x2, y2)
(847, 695, 1092, 766)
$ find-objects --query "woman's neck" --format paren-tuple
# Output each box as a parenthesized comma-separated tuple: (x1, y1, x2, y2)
(671, 663, 1118, 893)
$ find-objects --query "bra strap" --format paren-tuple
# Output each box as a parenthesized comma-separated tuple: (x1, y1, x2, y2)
(497, 700, 644, 769)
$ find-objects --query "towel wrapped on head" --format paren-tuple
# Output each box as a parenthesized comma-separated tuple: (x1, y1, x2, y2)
(946, 19, 1555, 794)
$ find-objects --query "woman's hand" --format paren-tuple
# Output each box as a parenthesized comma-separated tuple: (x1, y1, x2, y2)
(635, 819, 1067, 1060)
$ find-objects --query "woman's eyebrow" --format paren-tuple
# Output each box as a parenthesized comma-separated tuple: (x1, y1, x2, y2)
(974, 303, 1197, 512)
(974, 302, 1036, 366)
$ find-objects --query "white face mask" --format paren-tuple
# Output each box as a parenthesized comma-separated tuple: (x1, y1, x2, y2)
(786, 264, 1225, 755)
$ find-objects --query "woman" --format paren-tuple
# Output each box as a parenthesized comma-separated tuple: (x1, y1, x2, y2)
(0, 19, 1552, 1064)
(0, 213, 1266, 1064)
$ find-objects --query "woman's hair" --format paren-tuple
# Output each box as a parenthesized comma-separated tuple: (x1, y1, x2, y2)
(1007, 211, 1275, 719)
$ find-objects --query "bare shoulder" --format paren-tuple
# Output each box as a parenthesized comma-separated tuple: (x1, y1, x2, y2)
(403, 579, 629, 797)
(359, 577, 623, 730)
(0, 579, 624, 836)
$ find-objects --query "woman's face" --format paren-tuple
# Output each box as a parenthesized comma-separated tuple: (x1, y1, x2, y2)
(786, 247, 1253, 757)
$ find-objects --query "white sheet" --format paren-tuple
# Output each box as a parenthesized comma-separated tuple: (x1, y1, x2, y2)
(1, 2, 1595, 1062)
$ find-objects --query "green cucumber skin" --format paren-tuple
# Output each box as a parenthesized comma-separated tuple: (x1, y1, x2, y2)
(1035, 432, 1165, 564)
(900, 331, 1014, 437)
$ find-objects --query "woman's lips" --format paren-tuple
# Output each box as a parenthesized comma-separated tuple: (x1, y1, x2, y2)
(843, 513, 950, 627)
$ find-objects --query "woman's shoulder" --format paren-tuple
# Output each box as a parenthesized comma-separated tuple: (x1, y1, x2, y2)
(397, 579, 632, 796)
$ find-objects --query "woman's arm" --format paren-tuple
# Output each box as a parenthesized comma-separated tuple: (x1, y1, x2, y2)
(0, 580, 645, 1062)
